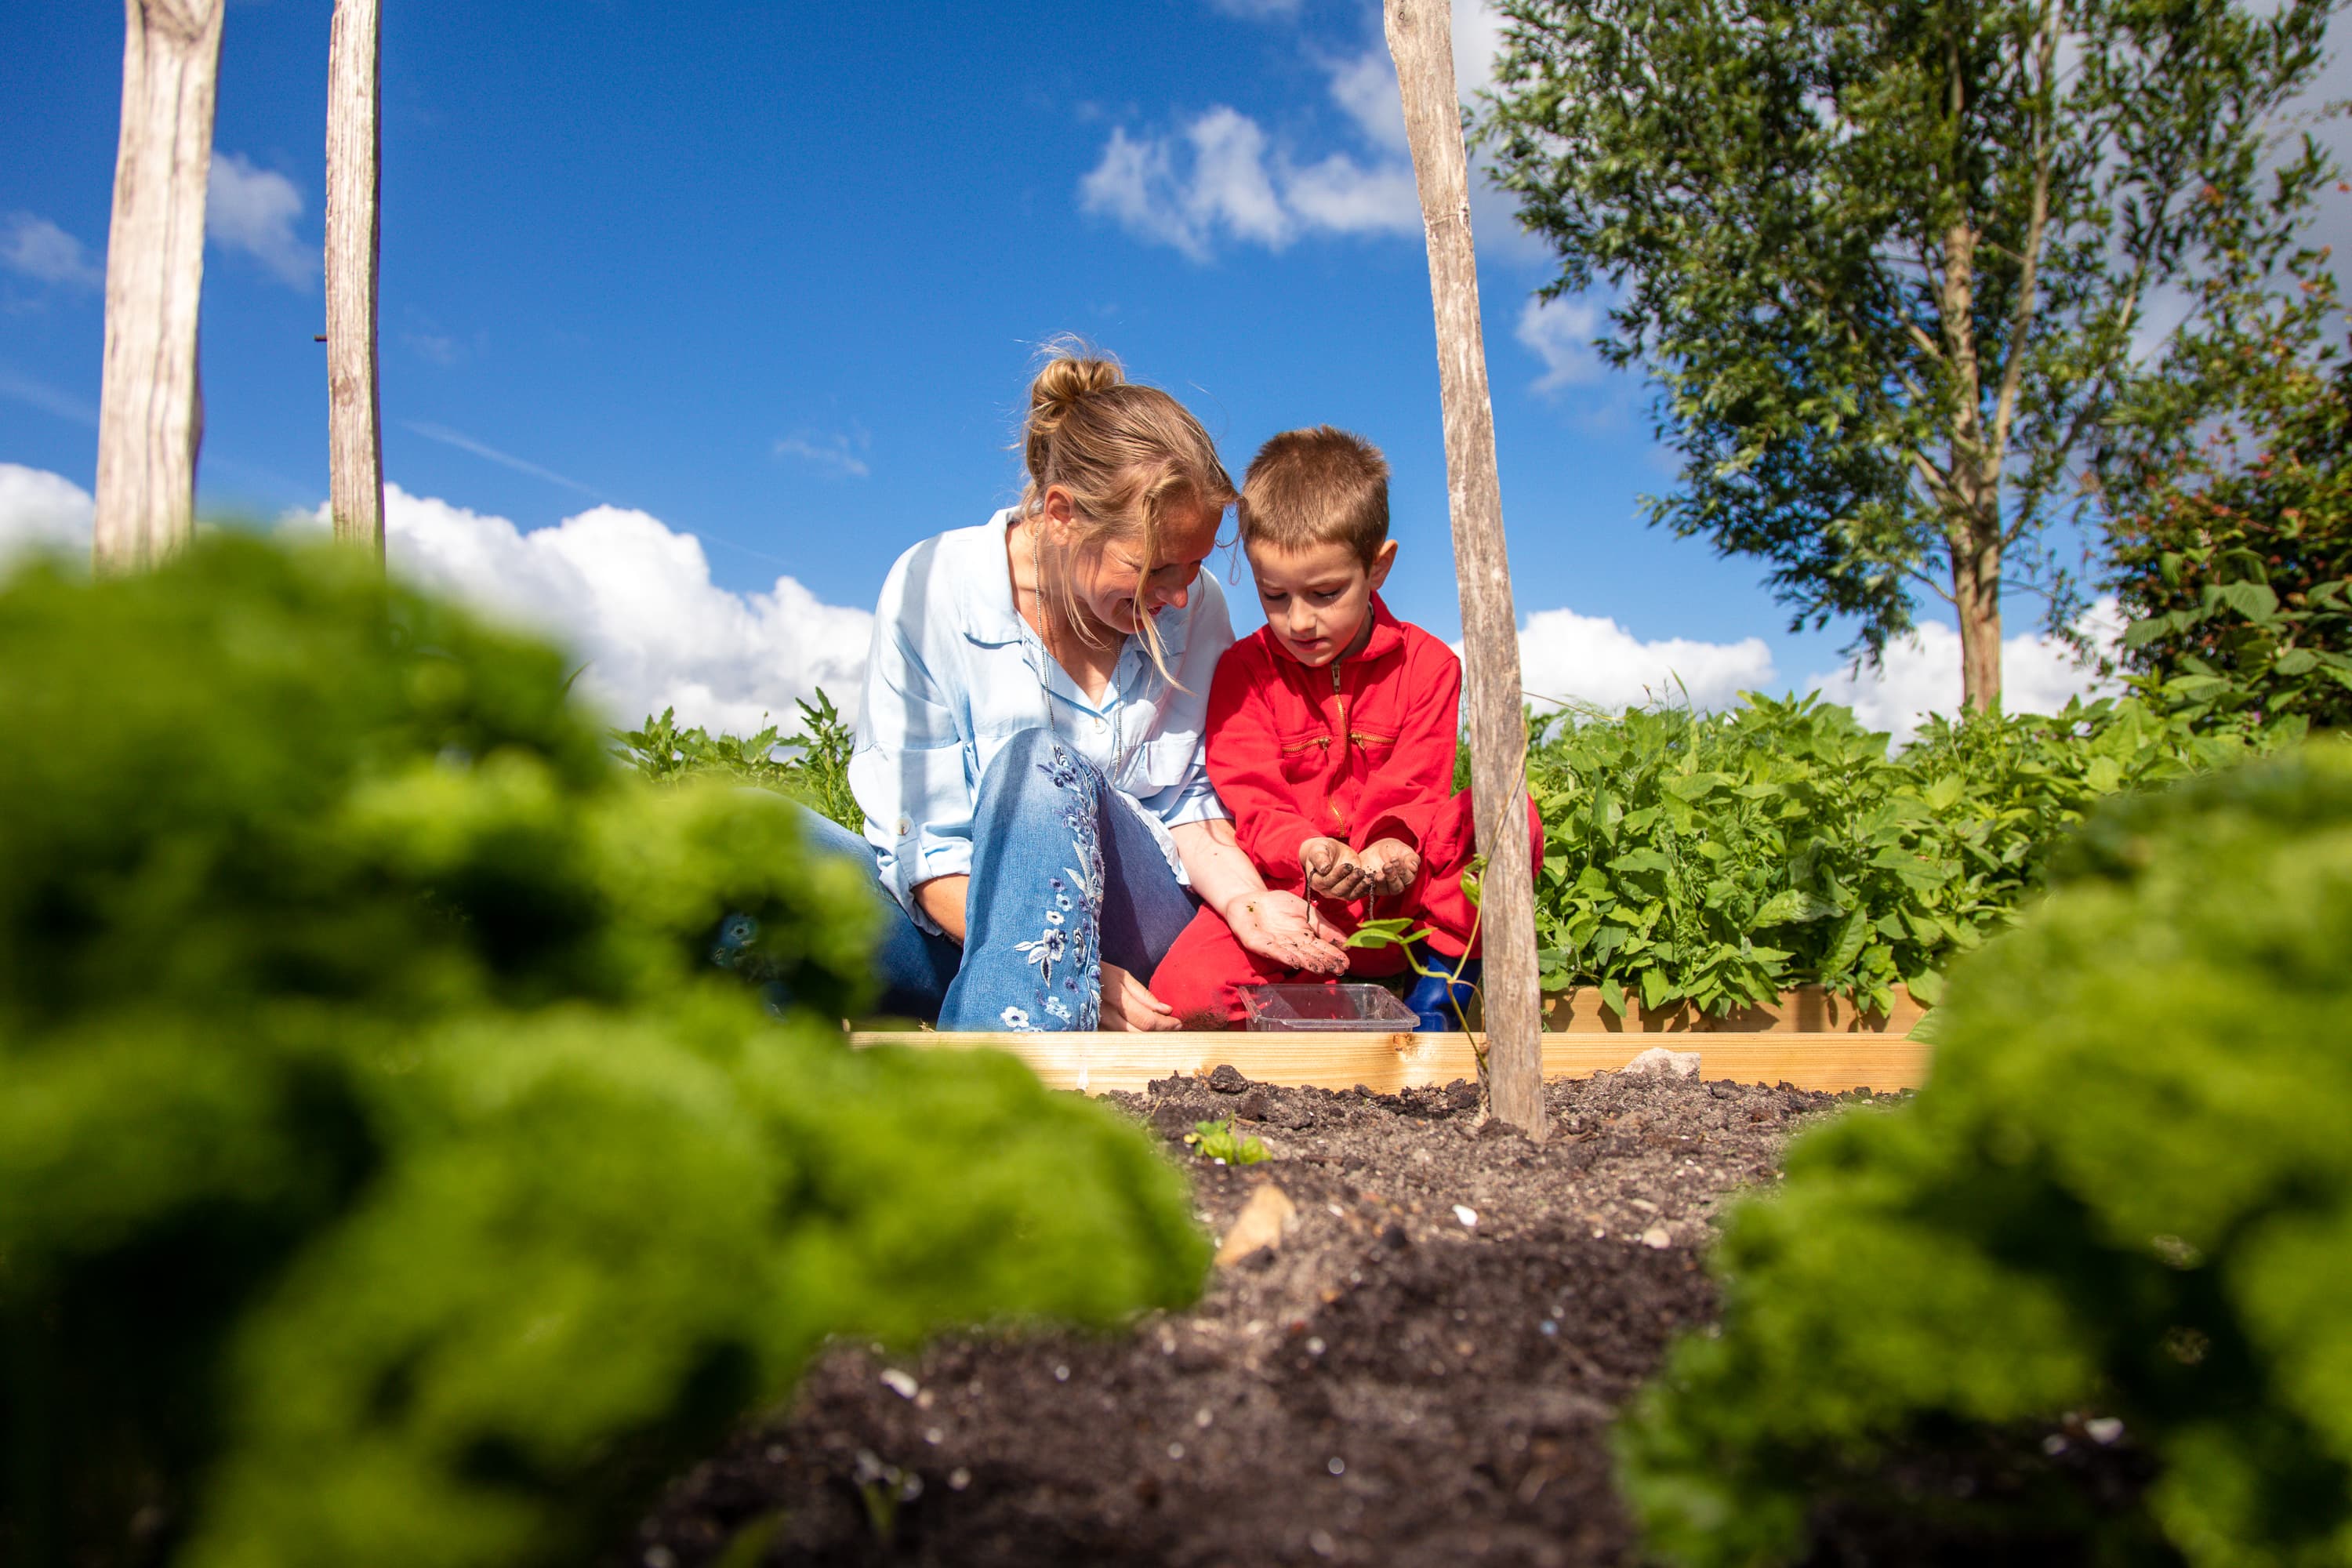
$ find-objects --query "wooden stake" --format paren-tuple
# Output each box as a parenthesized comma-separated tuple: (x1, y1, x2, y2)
(93, 0, 227, 572)
(325, 0, 384, 560)
(1385, 0, 1546, 1139)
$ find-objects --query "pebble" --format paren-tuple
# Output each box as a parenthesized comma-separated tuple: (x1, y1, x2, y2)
(1453, 1204, 1479, 1229)
(1640, 1225, 1673, 1249)
(2086, 1417, 2125, 1445)
(879, 1369, 919, 1400)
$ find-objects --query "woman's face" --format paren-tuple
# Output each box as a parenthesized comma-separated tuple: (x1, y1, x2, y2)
(1044, 490, 1225, 637)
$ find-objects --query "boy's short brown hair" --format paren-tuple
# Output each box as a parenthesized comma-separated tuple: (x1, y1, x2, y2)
(1237, 426, 1390, 564)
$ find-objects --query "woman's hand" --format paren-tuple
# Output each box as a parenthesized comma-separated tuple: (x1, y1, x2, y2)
(1227, 890, 1351, 975)
(1100, 961, 1180, 1031)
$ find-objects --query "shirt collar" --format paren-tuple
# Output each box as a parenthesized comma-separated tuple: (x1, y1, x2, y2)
(960, 508, 1029, 647)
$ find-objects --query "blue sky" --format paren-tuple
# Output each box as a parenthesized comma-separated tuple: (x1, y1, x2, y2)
(2, 0, 2122, 731)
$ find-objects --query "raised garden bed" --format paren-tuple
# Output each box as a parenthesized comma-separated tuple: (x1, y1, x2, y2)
(848, 1029, 1929, 1094)
(620, 1065, 1852, 1567)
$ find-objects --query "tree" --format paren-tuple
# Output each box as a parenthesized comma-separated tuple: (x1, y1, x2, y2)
(2099, 249, 2352, 729)
(1483, 0, 2338, 712)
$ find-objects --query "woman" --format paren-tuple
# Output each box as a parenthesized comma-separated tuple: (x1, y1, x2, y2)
(804, 347, 1348, 1030)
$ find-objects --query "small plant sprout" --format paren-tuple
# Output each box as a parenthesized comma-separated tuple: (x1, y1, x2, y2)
(1348, 865, 1488, 1081)
(1185, 1117, 1270, 1167)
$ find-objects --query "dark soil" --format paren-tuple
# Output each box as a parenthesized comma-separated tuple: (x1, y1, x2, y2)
(624, 1066, 1852, 1568)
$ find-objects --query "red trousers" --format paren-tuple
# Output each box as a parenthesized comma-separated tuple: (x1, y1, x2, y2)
(1151, 790, 1531, 1026)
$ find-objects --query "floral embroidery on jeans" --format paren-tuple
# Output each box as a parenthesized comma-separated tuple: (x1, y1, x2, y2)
(1000, 1005, 1033, 1030)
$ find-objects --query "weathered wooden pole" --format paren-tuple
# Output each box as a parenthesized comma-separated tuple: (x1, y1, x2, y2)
(1385, 0, 1546, 1139)
(93, 0, 227, 572)
(325, 0, 384, 559)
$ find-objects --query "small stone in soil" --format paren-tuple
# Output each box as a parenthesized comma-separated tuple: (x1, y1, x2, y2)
(1640, 1225, 1673, 1249)
(1454, 1203, 1479, 1228)
(1208, 1064, 1248, 1093)
(878, 1369, 918, 1399)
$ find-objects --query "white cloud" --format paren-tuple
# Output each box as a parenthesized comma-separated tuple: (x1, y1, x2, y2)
(1499, 607, 1779, 713)
(775, 429, 872, 479)
(1516, 293, 1606, 390)
(295, 484, 872, 735)
(1806, 599, 2125, 739)
(2, 213, 102, 289)
(0, 462, 94, 571)
(206, 152, 311, 288)
(1091, 5, 1535, 263)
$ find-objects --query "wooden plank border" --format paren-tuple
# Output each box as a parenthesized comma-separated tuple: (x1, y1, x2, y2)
(847, 1030, 1930, 1096)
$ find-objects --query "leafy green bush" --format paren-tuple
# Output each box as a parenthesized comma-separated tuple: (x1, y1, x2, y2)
(618, 691, 860, 830)
(1617, 742, 2352, 1567)
(1527, 691, 2278, 1014)
(0, 539, 1207, 1568)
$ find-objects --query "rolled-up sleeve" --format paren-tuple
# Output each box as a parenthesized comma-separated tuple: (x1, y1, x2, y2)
(848, 546, 970, 933)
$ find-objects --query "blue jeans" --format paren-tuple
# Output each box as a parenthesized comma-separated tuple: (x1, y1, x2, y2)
(793, 728, 1197, 1030)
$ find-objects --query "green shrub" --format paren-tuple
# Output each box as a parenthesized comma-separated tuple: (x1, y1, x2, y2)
(1617, 742, 2352, 1567)
(0, 539, 1208, 1568)
(618, 691, 860, 831)
(1527, 691, 2278, 1014)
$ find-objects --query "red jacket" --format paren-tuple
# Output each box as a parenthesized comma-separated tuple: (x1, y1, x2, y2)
(1205, 596, 1541, 935)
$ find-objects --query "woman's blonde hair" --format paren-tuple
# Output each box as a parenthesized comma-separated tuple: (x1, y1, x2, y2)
(1019, 341, 1236, 678)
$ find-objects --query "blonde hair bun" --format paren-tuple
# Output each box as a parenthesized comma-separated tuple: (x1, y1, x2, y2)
(1027, 350, 1125, 434)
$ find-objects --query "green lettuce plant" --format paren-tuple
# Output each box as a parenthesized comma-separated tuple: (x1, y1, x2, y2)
(1617, 742, 2352, 1566)
(0, 539, 1207, 1568)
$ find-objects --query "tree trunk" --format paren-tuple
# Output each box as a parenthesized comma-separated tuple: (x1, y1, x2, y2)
(325, 0, 384, 560)
(93, 0, 226, 572)
(1385, 0, 1547, 1141)
(1936, 218, 2005, 713)
(1952, 529, 2004, 712)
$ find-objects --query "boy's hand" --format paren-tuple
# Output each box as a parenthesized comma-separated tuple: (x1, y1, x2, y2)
(1356, 838, 1422, 897)
(1300, 837, 1370, 900)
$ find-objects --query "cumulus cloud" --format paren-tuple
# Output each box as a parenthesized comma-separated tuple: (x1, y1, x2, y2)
(301, 484, 873, 735)
(1807, 599, 2125, 739)
(1516, 293, 1607, 390)
(2, 213, 102, 289)
(206, 152, 311, 287)
(2, 460, 869, 736)
(1088, 4, 1531, 262)
(0, 462, 94, 569)
(1501, 607, 1779, 713)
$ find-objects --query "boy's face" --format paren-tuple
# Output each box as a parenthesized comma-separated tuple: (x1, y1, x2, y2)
(1245, 536, 1398, 668)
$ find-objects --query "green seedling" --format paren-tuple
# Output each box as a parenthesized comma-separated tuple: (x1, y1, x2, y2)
(1185, 1117, 1269, 1166)
(1348, 867, 1488, 1079)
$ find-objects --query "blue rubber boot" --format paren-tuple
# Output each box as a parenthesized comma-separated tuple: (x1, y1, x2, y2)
(1403, 958, 1481, 1032)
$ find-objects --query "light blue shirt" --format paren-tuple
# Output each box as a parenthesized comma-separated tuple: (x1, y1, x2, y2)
(848, 508, 1236, 933)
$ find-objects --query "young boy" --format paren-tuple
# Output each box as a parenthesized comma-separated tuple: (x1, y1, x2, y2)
(1150, 426, 1542, 1027)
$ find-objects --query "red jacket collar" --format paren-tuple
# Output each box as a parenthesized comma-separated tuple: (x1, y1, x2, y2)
(1265, 593, 1406, 669)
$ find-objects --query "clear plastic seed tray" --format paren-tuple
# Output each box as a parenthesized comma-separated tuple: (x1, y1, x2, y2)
(1238, 982, 1420, 1031)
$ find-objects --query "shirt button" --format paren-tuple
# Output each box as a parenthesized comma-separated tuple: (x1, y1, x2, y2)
(895, 817, 911, 836)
